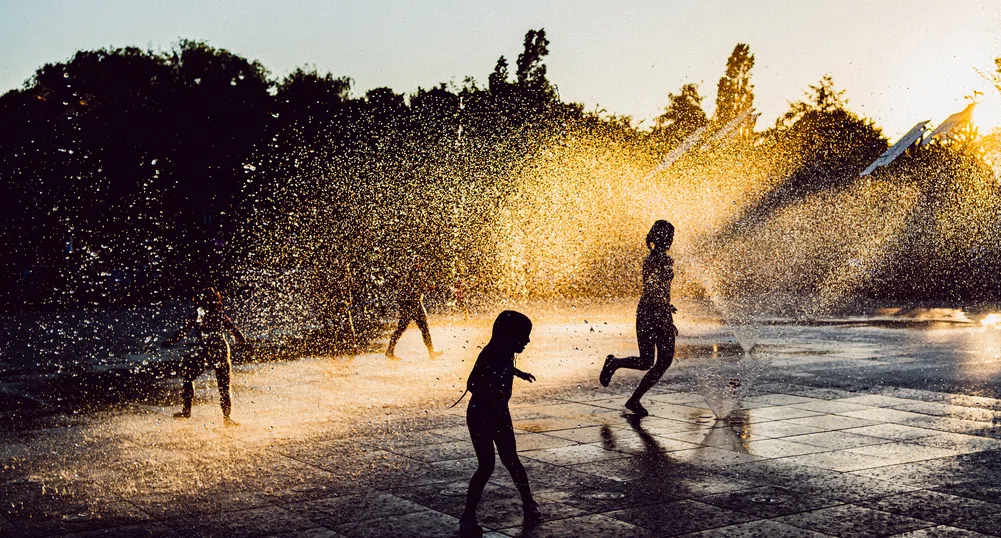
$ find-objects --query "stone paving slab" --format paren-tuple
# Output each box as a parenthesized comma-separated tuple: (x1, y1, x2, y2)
(678, 518, 837, 537)
(163, 505, 322, 537)
(605, 498, 759, 535)
(770, 504, 935, 537)
(5, 381, 1001, 537)
(891, 527, 997, 538)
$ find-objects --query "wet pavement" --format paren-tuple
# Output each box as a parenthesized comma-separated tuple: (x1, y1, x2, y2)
(4, 375, 1001, 537)
(4, 306, 1001, 537)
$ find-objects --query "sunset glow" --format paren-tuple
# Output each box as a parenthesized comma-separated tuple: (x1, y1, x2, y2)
(3, 1, 999, 137)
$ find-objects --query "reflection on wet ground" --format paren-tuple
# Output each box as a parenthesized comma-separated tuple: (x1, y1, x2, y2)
(3, 302, 1001, 536)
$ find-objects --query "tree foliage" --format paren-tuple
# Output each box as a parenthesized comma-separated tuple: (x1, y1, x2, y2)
(714, 43, 756, 136)
(982, 56, 1001, 97)
(653, 83, 708, 149)
(759, 75, 885, 200)
(1, 34, 999, 350)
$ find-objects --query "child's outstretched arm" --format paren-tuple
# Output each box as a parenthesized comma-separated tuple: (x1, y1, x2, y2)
(514, 368, 536, 383)
(162, 314, 195, 348)
(224, 315, 249, 345)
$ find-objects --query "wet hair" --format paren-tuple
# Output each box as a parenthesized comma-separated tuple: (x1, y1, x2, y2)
(489, 310, 532, 346)
(646, 220, 675, 252)
(195, 287, 223, 309)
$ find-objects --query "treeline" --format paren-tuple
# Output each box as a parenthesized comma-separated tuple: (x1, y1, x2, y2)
(0, 40, 274, 306)
(1, 32, 1000, 343)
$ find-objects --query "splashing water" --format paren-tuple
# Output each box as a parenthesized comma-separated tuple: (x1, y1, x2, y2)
(691, 320, 769, 421)
(729, 321, 760, 354)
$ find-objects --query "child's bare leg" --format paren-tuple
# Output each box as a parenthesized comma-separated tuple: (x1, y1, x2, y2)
(414, 305, 439, 357)
(495, 419, 538, 516)
(608, 340, 656, 370)
(628, 332, 676, 410)
(175, 380, 194, 418)
(385, 313, 411, 357)
(600, 326, 655, 386)
(215, 361, 233, 421)
(463, 407, 495, 526)
(175, 355, 201, 418)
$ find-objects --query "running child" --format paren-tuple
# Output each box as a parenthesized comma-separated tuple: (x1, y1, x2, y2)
(599, 220, 678, 417)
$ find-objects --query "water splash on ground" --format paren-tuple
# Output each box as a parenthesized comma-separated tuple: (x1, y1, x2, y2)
(689, 318, 770, 420)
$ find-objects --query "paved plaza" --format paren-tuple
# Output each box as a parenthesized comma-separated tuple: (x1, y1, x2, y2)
(4, 375, 1001, 537)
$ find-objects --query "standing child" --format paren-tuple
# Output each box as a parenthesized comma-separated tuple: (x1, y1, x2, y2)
(161, 287, 249, 426)
(460, 310, 542, 536)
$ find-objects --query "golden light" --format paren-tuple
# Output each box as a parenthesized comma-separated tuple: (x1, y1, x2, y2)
(980, 313, 1001, 329)
(973, 90, 1001, 134)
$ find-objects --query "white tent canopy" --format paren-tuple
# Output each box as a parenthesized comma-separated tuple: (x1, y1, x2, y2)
(860, 121, 930, 177)
(920, 102, 976, 146)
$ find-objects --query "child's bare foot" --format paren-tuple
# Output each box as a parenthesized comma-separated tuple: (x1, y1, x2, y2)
(223, 417, 240, 427)
(429, 349, 443, 360)
(599, 355, 616, 387)
(459, 515, 482, 537)
(173, 411, 191, 419)
(625, 399, 649, 417)
(385, 352, 402, 360)
(523, 500, 543, 524)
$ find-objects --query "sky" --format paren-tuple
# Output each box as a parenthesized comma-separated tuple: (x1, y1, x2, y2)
(3, 0, 1001, 139)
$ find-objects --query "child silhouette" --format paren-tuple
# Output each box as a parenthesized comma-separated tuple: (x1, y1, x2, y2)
(162, 287, 249, 425)
(385, 264, 442, 360)
(599, 220, 678, 417)
(459, 310, 541, 536)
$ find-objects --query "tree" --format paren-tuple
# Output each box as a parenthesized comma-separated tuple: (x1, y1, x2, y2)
(724, 74, 885, 235)
(770, 74, 883, 180)
(773, 74, 847, 131)
(714, 43, 756, 136)
(515, 29, 551, 89)
(409, 83, 461, 142)
(364, 87, 407, 119)
(480, 29, 559, 132)
(652, 83, 708, 148)
(0, 42, 276, 306)
(276, 67, 351, 114)
(980, 56, 1001, 97)
(488, 56, 510, 92)
(513, 29, 558, 113)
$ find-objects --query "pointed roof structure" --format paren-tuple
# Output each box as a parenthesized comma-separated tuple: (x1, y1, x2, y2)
(860, 121, 930, 177)
(920, 102, 976, 146)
